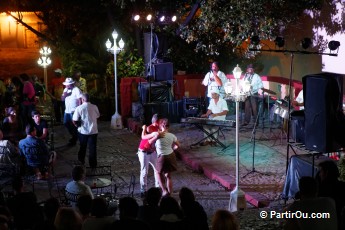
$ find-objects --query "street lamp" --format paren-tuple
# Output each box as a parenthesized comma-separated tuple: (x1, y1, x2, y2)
(229, 64, 247, 212)
(37, 46, 52, 92)
(105, 29, 125, 129)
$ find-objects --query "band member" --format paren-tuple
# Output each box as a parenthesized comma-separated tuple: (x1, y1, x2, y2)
(292, 89, 304, 110)
(242, 64, 263, 126)
(202, 62, 227, 107)
(200, 88, 228, 146)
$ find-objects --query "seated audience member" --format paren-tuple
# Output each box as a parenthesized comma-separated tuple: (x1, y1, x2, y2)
(179, 186, 209, 230)
(82, 197, 115, 230)
(0, 205, 13, 230)
(31, 110, 49, 142)
(158, 195, 186, 230)
(76, 194, 93, 221)
(65, 165, 94, 206)
(19, 123, 53, 179)
(316, 160, 345, 229)
(111, 196, 151, 230)
(54, 207, 83, 230)
(6, 175, 44, 230)
(35, 197, 61, 230)
(137, 187, 162, 229)
(0, 129, 20, 168)
(284, 176, 338, 230)
(1, 107, 25, 145)
(212, 209, 239, 230)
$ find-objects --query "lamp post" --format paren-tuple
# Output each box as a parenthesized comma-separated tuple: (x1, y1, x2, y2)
(37, 46, 52, 93)
(229, 64, 247, 212)
(105, 29, 125, 129)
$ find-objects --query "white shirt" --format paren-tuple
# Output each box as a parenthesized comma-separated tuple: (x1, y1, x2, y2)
(73, 102, 100, 135)
(64, 86, 82, 113)
(202, 70, 227, 98)
(65, 180, 94, 199)
(243, 73, 263, 94)
(207, 98, 229, 120)
(296, 90, 304, 110)
(155, 133, 177, 156)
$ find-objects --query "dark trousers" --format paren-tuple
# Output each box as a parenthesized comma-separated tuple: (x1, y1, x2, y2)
(244, 95, 259, 124)
(78, 133, 98, 167)
(53, 100, 65, 123)
(63, 112, 78, 142)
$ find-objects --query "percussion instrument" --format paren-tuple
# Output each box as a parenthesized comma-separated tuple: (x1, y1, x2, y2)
(273, 99, 292, 119)
(261, 88, 277, 95)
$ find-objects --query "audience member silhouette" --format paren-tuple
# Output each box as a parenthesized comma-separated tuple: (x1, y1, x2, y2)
(138, 187, 162, 230)
(179, 186, 209, 230)
(111, 196, 151, 230)
(316, 160, 345, 230)
(0, 205, 13, 230)
(54, 207, 83, 230)
(284, 176, 337, 230)
(76, 194, 93, 221)
(212, 209, 239, 230)
(6, 175, 44, 230)
(35, 197, 61, 230)
(82, 197, 115, 230)
(158, 195, 186, 230)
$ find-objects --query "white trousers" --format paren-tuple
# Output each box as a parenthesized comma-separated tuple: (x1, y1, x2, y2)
(137, 150, 160, 192)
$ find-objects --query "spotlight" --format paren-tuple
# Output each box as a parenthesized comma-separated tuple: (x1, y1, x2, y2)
(328, 40, 340, 51)
(250, 36, 260, 46)
(171, 15, 177, 22)
(274, 37, 285, 48)
(133, 14, 140, 21)
(301, 37, 312, 49)
(146, 14, 152, 21)
(159, 15, 165, 22)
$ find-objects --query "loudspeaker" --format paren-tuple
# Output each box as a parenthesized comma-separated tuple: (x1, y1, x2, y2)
(303, 73, 345, 152)
(153, 62, 173, 82)
(143, 101, 183, 125)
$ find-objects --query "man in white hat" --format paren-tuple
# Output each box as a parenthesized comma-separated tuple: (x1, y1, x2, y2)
(200, 88, 228, 146)
(61, 78, 82, 146)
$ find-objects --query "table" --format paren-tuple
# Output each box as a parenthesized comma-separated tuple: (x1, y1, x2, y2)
(86, 177, 111, 189)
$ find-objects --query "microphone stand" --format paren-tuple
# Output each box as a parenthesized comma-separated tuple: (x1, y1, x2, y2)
(244, 98, 268, 178)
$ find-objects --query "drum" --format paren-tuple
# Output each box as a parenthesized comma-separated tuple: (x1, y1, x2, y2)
(279, 106, 289, 119)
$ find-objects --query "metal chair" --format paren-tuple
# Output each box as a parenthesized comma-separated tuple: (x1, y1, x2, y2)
(85, 166, 116, 197)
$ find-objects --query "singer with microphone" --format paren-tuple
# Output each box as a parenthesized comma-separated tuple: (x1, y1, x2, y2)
(202, 61, 227, 108)
(242, 64, 263, 126)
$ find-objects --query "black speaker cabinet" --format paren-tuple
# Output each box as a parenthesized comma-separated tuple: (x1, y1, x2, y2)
(143, 100, 183, 125)
(303, 73, 344, 152)
(153, 62, 173, 82)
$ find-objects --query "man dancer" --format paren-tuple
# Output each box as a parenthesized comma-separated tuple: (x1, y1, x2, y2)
(137, 114, 161, 198)
(61, 78, 82, 146)
(72, 93, 100, 167)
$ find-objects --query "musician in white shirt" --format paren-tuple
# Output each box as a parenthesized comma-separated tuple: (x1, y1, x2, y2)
(242, 64, 263, 126)
(202, 62, 227, 103)
(200, 88, 229, 146)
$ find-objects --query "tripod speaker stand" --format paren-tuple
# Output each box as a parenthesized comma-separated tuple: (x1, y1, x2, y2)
(243, 99, 269, 178)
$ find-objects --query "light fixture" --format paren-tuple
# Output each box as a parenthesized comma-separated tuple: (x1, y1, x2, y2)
(229, 64, 247, 212)
(105, 29, 125, 129)
(146, 13, 152, 21)
(274, 36, 285, 48)
(301, 37, 312, 49)
(328, 40, 340, 51)
(250, 35, 260, 46)
(171, 15, 177, 22)
(133, 14, 140, 21)
(37, 46, 52, 93)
